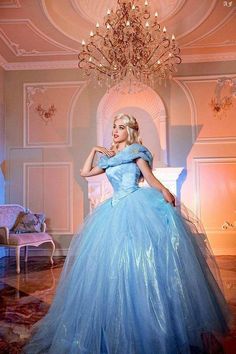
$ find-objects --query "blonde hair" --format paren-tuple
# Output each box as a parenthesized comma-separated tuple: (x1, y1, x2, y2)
(110, 113, 142, 149)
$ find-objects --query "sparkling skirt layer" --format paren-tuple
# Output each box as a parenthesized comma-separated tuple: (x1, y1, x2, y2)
(22, 187, 233, 354)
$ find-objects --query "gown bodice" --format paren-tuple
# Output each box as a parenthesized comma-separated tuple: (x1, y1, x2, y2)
(98, 143, 153, 205)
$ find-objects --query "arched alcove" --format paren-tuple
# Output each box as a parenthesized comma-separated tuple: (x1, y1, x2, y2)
(86, 84, 183, 211)
(96, 84, 168, 167)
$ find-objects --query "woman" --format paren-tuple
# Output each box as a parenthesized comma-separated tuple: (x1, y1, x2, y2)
(23, 113, 233, 354)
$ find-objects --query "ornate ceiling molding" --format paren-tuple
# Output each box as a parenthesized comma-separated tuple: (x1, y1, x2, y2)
(0, 0, 235, 69)
(41, 0, 89, 43)
(0, 59, 78, 70)
(182, 6, 235, 48)
(0, 53, 7, 67)
(181, 52, 236, 63)
(0, 28, 40, 56)
(71, 0, 185, 24)
(0, 19, 77, 56)
(70, 0, 117, 24)
(1, 52, 236, 71)
(42, 0, 186, 43)
(0, 0, 21, 8)
(177, 0, 218, 41)
(154, 0, 186, 23)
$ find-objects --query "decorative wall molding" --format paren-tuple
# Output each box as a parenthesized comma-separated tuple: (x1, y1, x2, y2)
(213, 247, 236, 256)
(23, 162, 73, 235)
(173, 74, 236, 144)
(193, 156, 236, 234)
(23, 81, 87, 148)
(26, 85, 47, 107)
(195, 137, 236, 144)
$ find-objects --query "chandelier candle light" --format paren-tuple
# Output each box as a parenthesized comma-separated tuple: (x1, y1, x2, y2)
(78, 0, 181, 91)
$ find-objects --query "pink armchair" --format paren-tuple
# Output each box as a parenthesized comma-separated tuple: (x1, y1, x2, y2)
(0, 204, 55, 273)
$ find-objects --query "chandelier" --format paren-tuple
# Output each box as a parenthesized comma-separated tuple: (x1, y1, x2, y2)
(78, 0, 181, 91)
(210, 77, 236, 119)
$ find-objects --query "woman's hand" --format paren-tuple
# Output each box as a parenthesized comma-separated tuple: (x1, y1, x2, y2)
(162, 188, 175, 206)
(93, 146, 115, 158)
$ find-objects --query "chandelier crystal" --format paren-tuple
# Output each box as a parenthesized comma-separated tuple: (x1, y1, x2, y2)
(78, 0, 181, 91)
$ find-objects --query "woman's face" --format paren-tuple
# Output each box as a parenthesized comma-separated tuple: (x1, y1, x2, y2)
(112, 118, 128, 144)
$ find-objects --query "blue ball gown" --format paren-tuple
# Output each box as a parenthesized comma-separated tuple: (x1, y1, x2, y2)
(23, 143, 233, 354)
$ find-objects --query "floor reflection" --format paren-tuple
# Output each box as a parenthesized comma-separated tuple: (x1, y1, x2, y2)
(0, 256, 64, 353)
(0, 256, 235, 353)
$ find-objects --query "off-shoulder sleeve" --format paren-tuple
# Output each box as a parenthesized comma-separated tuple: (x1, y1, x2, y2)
(97, 144, 153, 170)
(97, 154, 109, 169)
(126, 144, 153, 168)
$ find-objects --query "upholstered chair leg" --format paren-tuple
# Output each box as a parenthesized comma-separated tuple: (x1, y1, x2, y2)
(24, 246, 28, 262)
(16, 246, 21, 274)
(50, 241, 55, 265)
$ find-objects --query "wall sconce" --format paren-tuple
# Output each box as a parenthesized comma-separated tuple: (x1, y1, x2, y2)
(222, 220, 236, 230)
(210, 77, 236, 118)
(35, 104, 56, 125)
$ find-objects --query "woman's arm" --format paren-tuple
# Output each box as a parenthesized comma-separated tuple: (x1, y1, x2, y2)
(80, 146, 115, 178)
(136, 158, 175, 206)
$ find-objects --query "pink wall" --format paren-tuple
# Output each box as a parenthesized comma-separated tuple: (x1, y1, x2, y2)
(4, 69, 106, 254)
(3, 61, 236, 255)
(0, 67, 5, 204)
(0, 67, 5, 258)
(170, 74, 236, 254)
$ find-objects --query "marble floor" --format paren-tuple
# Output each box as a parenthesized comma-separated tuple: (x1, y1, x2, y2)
(0, 255, 235, 354)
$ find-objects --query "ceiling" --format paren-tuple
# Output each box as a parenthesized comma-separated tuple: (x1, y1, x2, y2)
(0, 0, 235, 70)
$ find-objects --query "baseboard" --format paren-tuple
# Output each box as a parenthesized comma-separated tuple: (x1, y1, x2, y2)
(4, 247, 236, 259)
(8, 247, 68, 257)
(212, 248, 236, 256)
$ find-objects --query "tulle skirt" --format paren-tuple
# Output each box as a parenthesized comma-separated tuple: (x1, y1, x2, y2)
(22, 187, 233, 354)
